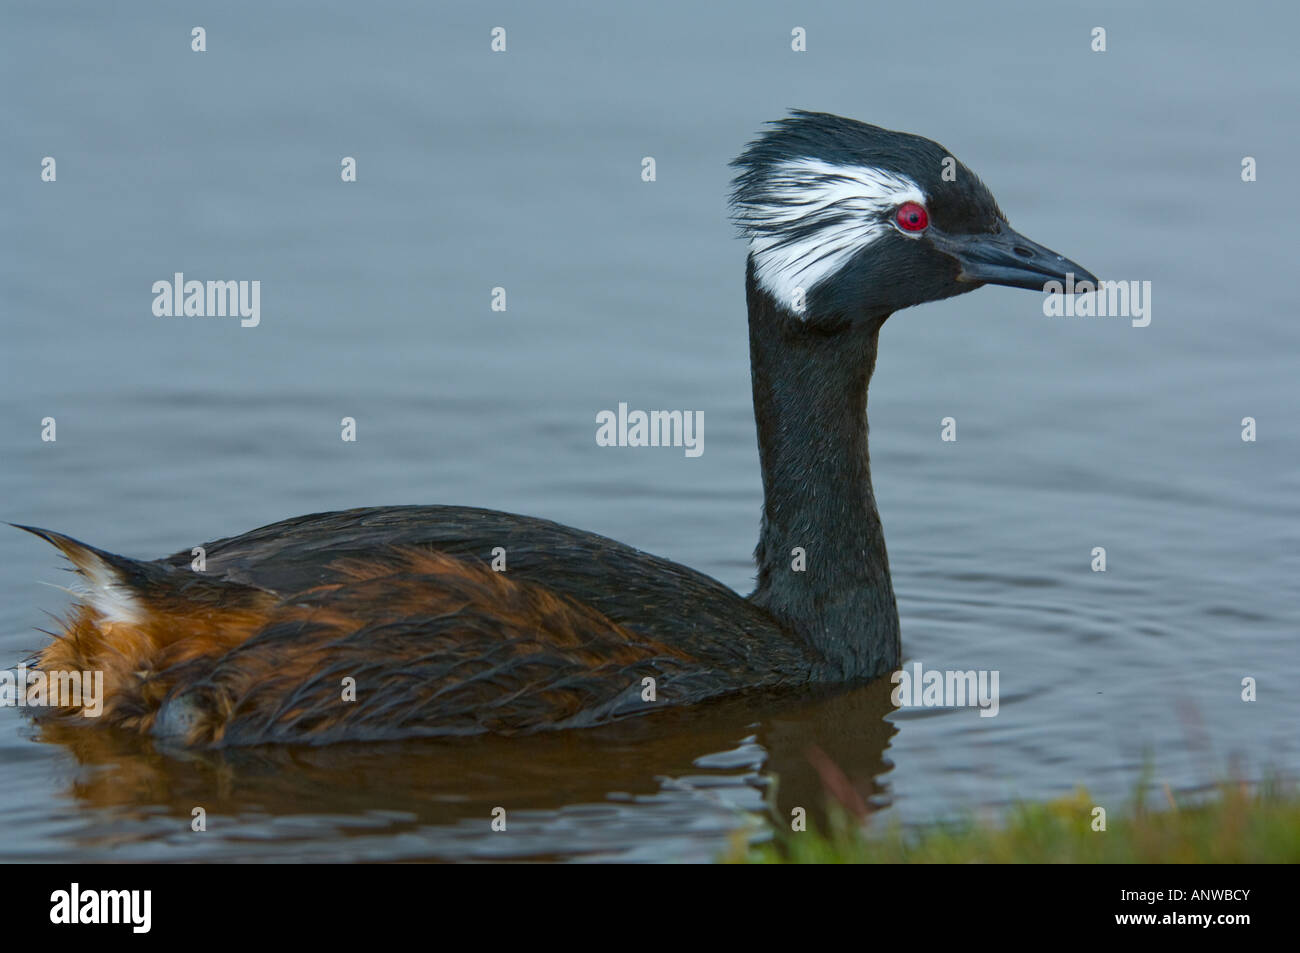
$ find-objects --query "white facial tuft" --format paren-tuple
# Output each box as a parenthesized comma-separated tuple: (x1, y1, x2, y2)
(733, 158, 927, 313)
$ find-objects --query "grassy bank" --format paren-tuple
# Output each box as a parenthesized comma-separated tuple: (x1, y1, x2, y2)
(733, 781, 1300, 863)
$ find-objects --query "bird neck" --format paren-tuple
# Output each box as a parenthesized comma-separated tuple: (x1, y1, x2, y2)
(744, 260, 900, 679)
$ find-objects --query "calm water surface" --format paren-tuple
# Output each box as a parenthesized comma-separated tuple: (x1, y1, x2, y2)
(1, 1, 1296, 861)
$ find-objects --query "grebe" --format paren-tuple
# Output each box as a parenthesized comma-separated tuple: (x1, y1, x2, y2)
(17, 112, 1095, 747)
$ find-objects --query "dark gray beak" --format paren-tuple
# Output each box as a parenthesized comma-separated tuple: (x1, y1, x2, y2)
(932, 223, 1097, 291)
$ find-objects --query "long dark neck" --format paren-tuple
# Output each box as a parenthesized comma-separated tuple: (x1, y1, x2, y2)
(745, 261, 900, 679)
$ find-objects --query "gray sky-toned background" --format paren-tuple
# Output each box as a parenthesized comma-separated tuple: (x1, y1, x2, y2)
(1, 0, 1295, 860)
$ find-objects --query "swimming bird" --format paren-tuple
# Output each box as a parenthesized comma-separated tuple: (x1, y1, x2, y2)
(16, 112, 1095, 747)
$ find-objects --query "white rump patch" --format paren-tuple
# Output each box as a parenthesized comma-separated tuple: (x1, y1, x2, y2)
(735, 158, 926, 311)
(69, 554, 141, 626)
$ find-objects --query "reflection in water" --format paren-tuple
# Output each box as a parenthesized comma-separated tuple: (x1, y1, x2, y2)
(5, 0, 1297, 864)
(31, 681, 897, 861)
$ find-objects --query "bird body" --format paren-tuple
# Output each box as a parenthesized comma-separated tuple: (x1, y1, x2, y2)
(17, 112, 1095, 747)
(21, 509, 812, 745)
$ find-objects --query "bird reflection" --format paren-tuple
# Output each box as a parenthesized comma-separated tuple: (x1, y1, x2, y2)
(33, 679, 898, 861)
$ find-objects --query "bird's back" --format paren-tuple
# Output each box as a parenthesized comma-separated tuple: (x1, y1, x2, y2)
(24, 506, 814, 746)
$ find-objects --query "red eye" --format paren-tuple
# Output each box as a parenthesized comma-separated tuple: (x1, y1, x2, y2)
(895, 201, 929, 233)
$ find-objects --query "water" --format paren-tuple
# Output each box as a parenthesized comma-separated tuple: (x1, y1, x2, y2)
(1, 0, 1296, 861)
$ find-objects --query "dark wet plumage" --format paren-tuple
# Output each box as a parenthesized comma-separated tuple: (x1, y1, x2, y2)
(17, 112, 1094, 747)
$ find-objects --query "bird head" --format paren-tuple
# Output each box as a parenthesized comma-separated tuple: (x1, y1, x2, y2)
(730, 111, 1096, 322)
